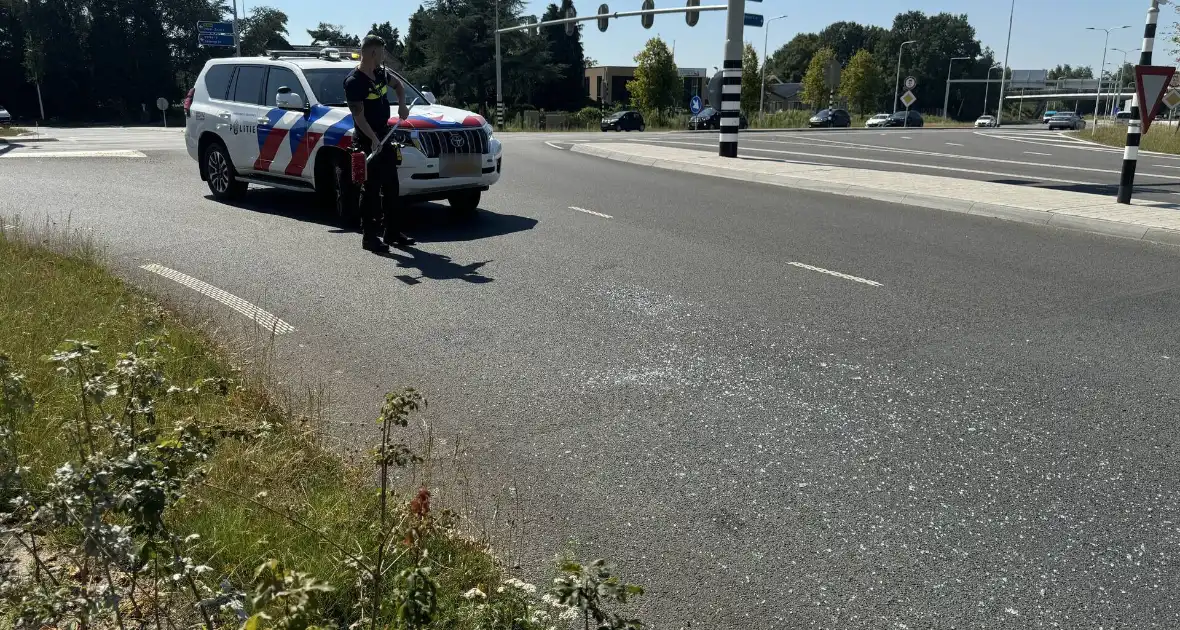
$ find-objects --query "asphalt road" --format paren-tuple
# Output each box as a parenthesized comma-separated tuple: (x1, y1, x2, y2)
(3, 137, 1180, 628)
(608, 126, 1180, 205)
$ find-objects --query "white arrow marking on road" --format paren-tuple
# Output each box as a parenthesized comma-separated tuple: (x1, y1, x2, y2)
(569, 206, 612, 219)
(789, 262, 882, 287)
(140, 264, 295, 335)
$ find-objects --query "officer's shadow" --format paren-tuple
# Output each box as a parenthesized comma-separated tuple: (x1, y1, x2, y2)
(381, 245, 492, 285)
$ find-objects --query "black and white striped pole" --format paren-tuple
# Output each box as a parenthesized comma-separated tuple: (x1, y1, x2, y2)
(1117, 0, 1163, 204)
(718, 0, 745, 157)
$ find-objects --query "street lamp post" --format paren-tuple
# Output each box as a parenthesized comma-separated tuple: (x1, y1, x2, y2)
(759, 14, 788, 123)
(893, 40, 917, 114)
(984, 64, 1001, 115)
(1086, 25, 1132, 133)
(1109, 47, 1139, 117)
(943, 56, 972, 119)
(994, 0, 1015, 126)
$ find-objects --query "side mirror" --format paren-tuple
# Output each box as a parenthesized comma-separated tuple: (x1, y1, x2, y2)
(275, 87, 305, 111)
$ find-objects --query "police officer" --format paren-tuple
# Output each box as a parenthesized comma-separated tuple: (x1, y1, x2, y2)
(345, 35, 413, 253)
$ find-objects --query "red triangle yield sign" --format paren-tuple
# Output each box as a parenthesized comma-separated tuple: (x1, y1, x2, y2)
(1134, 65, 1176, 134)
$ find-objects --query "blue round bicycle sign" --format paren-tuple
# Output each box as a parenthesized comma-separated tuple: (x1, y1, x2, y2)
(690, 95, 703, 115)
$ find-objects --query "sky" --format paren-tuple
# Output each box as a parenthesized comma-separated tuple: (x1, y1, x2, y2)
(243, 0, 1172, 74)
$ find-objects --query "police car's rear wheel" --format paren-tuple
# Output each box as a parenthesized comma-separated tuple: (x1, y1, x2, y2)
(204, 142, 246, 200)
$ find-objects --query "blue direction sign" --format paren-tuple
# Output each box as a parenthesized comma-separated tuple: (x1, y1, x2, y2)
(690, 95, 703, 115)
(197, 21, 235, 47)
(743, 13, 763, 27)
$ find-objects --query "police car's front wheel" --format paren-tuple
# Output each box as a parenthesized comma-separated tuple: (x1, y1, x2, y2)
(448, 190, 481, 216)
(331, 157, 360, 230)
(204, 142, 246, 200)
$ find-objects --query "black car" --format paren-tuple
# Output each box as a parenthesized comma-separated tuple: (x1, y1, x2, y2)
(808, 108, 851, 128)
(883, 110, 924, 127)
(687, 107, 749, 130)
(601, 110, 646, 132)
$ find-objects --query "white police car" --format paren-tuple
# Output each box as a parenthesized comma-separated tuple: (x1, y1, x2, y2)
(183, 48, 502, 221)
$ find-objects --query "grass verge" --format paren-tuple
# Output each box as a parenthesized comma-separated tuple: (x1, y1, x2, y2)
(1069, 123, 1180, 154)
(0, 126, 28, 138)
(0, 222, 644, 629)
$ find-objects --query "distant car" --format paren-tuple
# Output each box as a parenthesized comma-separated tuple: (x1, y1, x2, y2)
(1047, 112, 1086, 130)
(687, 107, 748, 130)
(974, 115, 998, 128)
(883, 110, 924, 127)
(0, 106, 10, 126)
(808, 108, 851, 128)
(865, 113, 890, 128)
(1042, 110, 1057, 124)
(601, 110, 645, 132)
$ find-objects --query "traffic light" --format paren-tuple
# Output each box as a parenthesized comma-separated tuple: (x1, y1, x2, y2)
(641, 0, 654, 29)
(597, 3, 609, 32)
(685, 0, 699, 27)
(565, 5, 577, 35)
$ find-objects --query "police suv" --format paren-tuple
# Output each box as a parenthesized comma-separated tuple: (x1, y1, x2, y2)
(184, 48, 502, 220)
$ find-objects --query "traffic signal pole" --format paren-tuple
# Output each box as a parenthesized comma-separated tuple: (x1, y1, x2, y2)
(493, 4, 725, 130)
(1117, 0, 1161, 204)
(718, 0, 744, 157)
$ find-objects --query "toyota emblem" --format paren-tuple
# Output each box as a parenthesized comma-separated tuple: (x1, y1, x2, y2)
(448, 133, 465, 148)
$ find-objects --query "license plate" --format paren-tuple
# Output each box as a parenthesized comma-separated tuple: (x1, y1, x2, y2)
(439, 154, 482, 178)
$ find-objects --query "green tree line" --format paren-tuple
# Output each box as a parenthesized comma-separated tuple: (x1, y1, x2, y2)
(767, 11, 1000, 119)
(0, 0, 587, 122)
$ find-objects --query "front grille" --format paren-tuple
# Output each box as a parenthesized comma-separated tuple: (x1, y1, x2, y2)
(415, 128, 489, 158)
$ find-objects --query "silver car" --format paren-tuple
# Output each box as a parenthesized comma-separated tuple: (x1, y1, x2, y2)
(1047, 112, 1086, 131)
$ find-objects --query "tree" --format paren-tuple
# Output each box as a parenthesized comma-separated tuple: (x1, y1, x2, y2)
(800, 46, 836, 109)
(369, 21, 404, 65)
(767, 32, 819, 84)
(533, 0, 586, 110)
(308, 22, 359, 47)
(403, 7, 428, 70)
(240, 6, 290, 57)
(626, 37, 679, 112)
(839, 49, 883, 114)
(873, 12, 982, 114)
(1048, 64, 1094, 80)
(741, 42, 760, 115)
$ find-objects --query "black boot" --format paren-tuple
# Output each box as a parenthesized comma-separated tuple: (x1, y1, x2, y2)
(363, 235, 390, 253)
(384, 230, 415, 248)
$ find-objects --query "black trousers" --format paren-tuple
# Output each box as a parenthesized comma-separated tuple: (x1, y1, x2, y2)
(359, 139, 401, 239)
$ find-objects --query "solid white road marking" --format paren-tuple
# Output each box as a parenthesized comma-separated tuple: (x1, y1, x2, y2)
(638, 138, 1100, 186)
(789, 262, 883, 287)
(569, 206, 613, 219)
(140, 264, 295, 335)
(1023, 151, 1052, 156)
(544, 141, 566, 150)
(0, 149, 147, 159)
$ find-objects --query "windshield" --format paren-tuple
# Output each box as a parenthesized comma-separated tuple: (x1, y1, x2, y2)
(698, 108, 715, 117)
(609, 111, 628, 118)
(302, 68, 426, 108)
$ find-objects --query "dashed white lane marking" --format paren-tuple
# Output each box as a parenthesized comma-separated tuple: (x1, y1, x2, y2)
(900, 136, 913, 140)
(569, 206, 613, 219)
(945, 142, 964, 146)
(1023, 151, 1052, 156)
(0, 149, 147, 159)
(788, 261, 883, 287)
(1152, 164, 1180, 169)
(140, 264, 295, 335)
